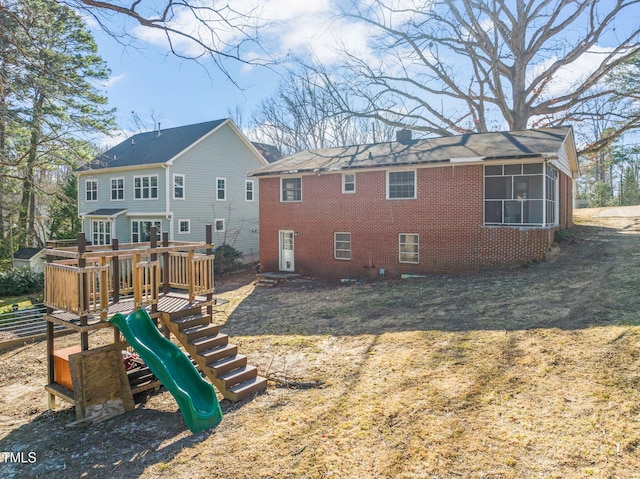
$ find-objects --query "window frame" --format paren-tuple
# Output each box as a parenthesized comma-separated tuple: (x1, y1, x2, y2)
(214, 218, 225, 232)
(133, 175, 159, 200)
(281, 177, 302, 202)
(399, 233, 419, 264)
(173, 174, 185, 200)
(131, 219, 162, 243)
(110, 177, 124, 201)
(85, 179, 98, 202)
(387, 170, 416, 200)
(334, 232, 352, 260)
(178, 219, 190, 234)
(342, 173, 356, 194)
(91, 219, 112, 245)
(216, 177, 226, 201)
(245, 179, 255, 202)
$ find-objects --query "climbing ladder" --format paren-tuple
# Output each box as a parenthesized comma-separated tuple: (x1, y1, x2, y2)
(160, 306, 267, 401)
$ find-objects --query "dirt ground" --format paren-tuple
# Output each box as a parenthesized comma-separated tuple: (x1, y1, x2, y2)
(1, 207, 640, 479)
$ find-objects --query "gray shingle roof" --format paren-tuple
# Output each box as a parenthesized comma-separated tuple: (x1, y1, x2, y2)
(77, 119, 228, 171)
(84, 208, 127, 217)
(14, 247, 43, 260)
(249, 127, 575, 176)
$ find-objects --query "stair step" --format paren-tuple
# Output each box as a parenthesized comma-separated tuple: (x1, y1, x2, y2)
(170, 306, 204, 320)
(228, 376, 268, 401)
(200, 343, 238, 363)
(189, 333, 228, 353)
(172, 314, 211, 331)
(207, 354, 248, 376)
(182, 323, 220, 341)
(218, 365, 258, 389)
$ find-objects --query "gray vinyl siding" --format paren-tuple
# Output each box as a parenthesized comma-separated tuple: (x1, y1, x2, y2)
(168, 123, 262, 261)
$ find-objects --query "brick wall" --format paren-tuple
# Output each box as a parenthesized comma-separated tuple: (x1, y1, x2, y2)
(258, 164, 571, 279)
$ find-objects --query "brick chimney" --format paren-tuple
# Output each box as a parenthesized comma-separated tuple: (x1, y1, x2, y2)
(396, 128, 412, 142)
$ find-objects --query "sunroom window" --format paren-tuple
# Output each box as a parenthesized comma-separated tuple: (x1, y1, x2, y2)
(484, 163, 558, 226)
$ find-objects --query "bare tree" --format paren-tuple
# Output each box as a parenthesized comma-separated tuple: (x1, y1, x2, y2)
(319, 0, 640, 155)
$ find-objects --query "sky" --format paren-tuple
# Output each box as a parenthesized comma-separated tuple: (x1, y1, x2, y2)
(84, 0, 640, 150)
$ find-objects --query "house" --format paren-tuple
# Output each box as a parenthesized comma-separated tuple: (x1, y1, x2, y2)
(248, 127, 579, 279)
(13, 247, 45, 273)
(76, 119, 269, 262)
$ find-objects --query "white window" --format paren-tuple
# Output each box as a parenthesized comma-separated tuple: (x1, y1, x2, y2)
(178, 219, 190, 234)
(334, 232, 351, 260)
(86, 180, 98, 201)
(387, 171, 416, 199)
(91, 220, 111, 245)
(111, 178, 124, 201)
(215, 218, 225, 232)
(216, 177, 226, 201)
(131, 220, 162, 243)
(245, 180, 254, 201)
(173, 174, 185, 199)
(281, 177, 302, 202)
(134, 175, 158, 200)
(484, 163, 556, 226)
(342, 173, 356, 194)
(399, 234, 419, 263)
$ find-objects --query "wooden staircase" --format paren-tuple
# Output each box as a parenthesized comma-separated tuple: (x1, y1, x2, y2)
(160, 307, 267, 402)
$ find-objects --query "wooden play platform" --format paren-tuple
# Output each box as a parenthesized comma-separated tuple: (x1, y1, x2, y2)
(43, 226, 266, 422)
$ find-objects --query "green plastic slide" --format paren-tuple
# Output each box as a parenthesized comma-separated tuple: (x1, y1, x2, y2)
(110, 309, 223, 433)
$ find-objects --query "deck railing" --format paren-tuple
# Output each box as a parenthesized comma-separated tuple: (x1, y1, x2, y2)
(44, 233, 215, 318)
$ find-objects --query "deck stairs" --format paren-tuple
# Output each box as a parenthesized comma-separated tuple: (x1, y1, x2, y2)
(160, 306, 267, 402)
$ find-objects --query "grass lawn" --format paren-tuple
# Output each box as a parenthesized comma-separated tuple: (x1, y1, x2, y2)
(0, 208, 639, 479)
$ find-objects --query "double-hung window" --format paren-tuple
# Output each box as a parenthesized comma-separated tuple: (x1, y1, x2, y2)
(131, 220, 162, 243)
(216, 178, 226, 201)
(91, 220, 111, 245)
(173, 174, 185, 199)
(245, 180, 254, 201)
(281, 177, 301, 202)
(86, 180, 98, 201)
(111, 178, 124, 201)
(387, 171, 416, 199)
(134, 175, 158, 200)
(342, 174, 356, 194)
(399, 234, 419, 263)
(178, 219, 190, 234)
(334, 232, 351, 260)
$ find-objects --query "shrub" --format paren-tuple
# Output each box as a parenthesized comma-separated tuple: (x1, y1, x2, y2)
(0, 268, 44, 297)
(214, 244, 243, 275)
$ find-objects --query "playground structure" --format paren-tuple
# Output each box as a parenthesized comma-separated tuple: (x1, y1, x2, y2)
(43, 225, 266, 426)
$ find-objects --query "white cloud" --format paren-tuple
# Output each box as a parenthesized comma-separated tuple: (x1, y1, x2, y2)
(104, 74, 126, 88)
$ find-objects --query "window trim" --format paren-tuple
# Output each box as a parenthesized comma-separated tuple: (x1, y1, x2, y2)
(342, 173, 356, 194)
(334, 232, 352, 260)
(216, 177, 226, 201)
(245, 179, 255, 202)
(133, 175, 159, 200)
(281, 177, 302, 202)
(399, 233, 419, 264)
(178, 219, 190, 234)
(214, 218, 225, 232)
(85, 179, 98, 202)
(91, 219, 112, 245)
(387, 170, 416, 200)
(110, 177, 124, 201)
(173, 174, 185, 200)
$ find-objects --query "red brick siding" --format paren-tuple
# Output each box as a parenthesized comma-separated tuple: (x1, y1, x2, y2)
(258, 165, 571, 279)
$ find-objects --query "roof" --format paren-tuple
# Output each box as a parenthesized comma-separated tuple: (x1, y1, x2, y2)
(83, 208, 127, 217)
(249, 127, 576, 177)
(77, 119, 228, 171)
(251, 142, 282, 163)
(13, 247, 43, 260)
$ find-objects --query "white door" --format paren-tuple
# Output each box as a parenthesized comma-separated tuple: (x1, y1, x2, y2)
(279, 230, 295, 272)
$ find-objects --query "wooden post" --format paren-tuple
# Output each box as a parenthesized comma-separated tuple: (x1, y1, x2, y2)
(78, 233, 89, 351)
(112, 239, 120, 342)
(150, 227, 158, 316)
(188, 249, 195, 303)
(206, 224, 213, 316)
(133, 252, 141, 310)
(46, 253, 55, 409)
(162, 232, 169, 295)
(100, 256, 108, 321)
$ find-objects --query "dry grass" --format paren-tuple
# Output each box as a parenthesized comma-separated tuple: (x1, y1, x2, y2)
(1, 209, 640, 479)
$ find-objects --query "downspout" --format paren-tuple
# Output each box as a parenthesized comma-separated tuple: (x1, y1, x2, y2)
(162, 164, 173, 241)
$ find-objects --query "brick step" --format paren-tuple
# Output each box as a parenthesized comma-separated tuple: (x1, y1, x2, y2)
(189, 333, 228, 353)
(172, 314, 211, 331)
(207, 354, 248, 376)
(256, 278, 278, 287)
(200, 343, 238, 364)
(182, 323, 220, 341)
(228, 376, 268, 401)
(217, 365, 258, 389)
